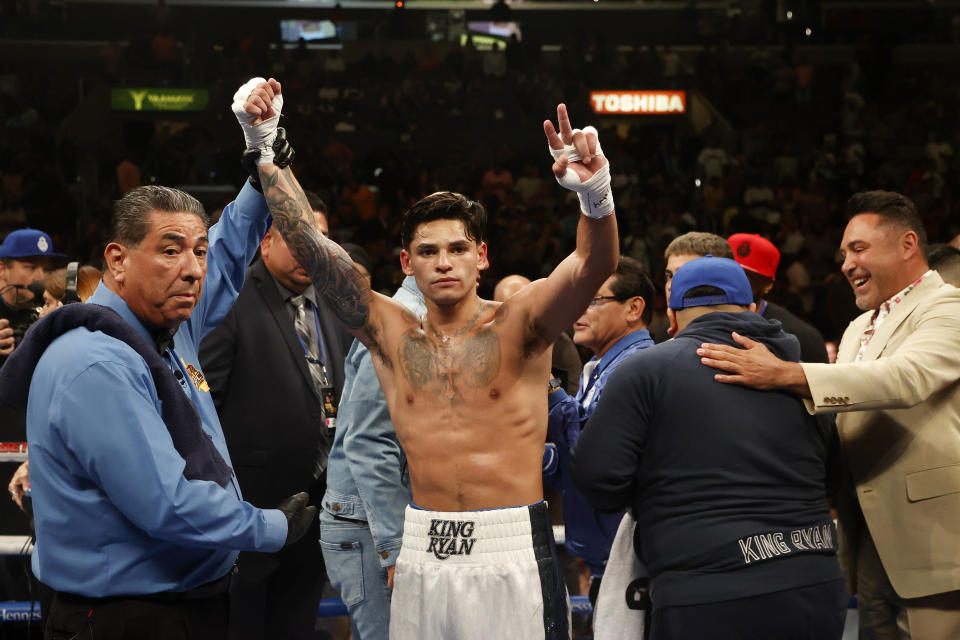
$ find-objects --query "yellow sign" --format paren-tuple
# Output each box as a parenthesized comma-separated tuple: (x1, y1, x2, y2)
(111, 88, 209, 112)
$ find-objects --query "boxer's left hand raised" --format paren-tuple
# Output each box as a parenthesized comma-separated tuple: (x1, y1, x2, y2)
(544, 103, 613, 218)
(231, 77, 283, 165)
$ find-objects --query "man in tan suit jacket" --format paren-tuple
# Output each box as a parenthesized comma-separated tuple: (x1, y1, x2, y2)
(697, 190, 960, 639)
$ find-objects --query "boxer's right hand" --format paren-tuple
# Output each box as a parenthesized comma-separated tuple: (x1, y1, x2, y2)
(231, 77, 284, 165)
(277, 491, 317, 546)
(0, 319, 14, 356)
(544, 103, 614, 218)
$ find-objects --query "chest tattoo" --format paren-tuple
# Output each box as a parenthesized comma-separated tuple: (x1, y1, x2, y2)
(398, 328, 502, 401)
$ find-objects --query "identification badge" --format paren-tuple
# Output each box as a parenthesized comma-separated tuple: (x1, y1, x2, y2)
(322, 387, 339, 432)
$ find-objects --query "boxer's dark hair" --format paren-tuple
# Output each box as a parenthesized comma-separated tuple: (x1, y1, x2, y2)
(846, 190, 927, 248)
(608, 256, 656, 326)
(400, 191, 486, 250)
(111, 186, 208, 247)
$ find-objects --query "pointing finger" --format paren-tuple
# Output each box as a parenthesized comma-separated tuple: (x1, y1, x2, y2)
(544, 120, 563, 150)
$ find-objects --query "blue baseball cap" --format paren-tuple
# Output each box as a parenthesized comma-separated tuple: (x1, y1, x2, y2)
(0, 228, 66, 260)
(668, 255, 753, 310)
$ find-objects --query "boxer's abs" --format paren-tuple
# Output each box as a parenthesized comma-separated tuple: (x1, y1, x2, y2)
(391, 387, 548, 511)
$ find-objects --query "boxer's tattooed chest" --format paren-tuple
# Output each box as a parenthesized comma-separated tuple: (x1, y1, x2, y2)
(398, 328, 502, 401)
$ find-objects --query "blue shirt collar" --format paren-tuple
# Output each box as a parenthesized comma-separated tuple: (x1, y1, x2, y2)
(87, 281, 177, 351)
(590, 329, 653, 375)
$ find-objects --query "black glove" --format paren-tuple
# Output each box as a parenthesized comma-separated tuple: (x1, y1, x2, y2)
(277, 491, 317, 546)
(242, 126, 296, 192)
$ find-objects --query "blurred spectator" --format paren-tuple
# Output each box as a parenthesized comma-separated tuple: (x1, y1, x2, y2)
(927, 243, 960, 287)
(728, 233, 828, 363)
(38, 263, 102, 317)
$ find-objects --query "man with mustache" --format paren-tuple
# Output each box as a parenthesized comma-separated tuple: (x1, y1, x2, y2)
(0, 79, 317, 640)
(698, 190, 960, 639)
(239, 82, 619, 639)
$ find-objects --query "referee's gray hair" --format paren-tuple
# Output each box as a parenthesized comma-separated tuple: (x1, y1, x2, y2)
(110, 186, 209, 247)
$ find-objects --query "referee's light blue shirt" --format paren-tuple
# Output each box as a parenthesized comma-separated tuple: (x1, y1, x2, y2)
(27, 182, 288, 597)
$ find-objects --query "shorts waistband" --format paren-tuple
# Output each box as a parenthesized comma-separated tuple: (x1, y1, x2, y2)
(401, 502, 555, 565)
(409, 500, 545, 512)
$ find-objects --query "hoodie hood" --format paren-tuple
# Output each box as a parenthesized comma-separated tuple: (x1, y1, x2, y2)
(675, 310, 801, 362)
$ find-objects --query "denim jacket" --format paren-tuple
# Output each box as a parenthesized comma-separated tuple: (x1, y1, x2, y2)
(321, 276, 424, 568)
(543, 329, 654, 576)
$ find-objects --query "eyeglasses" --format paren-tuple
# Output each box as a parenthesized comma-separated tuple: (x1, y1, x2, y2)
(588, 295, 621, 307)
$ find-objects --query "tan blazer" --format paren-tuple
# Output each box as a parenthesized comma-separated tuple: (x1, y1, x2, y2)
(801, 272, 960, 599)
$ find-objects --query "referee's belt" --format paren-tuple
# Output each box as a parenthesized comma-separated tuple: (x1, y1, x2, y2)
(56, 564, 237, 604)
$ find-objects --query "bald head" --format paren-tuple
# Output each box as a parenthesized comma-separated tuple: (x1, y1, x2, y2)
(494, 274, 531, 302)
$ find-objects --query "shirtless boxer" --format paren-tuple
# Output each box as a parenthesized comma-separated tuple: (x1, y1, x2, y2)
(233, 78, 618, 640)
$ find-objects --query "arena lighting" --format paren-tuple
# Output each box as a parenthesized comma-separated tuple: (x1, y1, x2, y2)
(395, 0, 404, 8)
(589, 90, 686, 115)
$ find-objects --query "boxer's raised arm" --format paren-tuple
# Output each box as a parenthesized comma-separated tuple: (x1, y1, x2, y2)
(513, 104, 619, 348)
(258, 164, 371, 330)
(232, 77, 394, 355)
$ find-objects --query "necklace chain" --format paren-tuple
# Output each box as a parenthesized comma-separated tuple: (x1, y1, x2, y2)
(424, 300, 485, 344)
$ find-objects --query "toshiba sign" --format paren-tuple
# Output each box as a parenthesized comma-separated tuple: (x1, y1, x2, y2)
(590, 91, 687, 115)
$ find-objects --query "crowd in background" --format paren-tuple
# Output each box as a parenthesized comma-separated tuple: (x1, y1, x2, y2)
(2, 22, 958, 345)
(2, 6, 960, 639)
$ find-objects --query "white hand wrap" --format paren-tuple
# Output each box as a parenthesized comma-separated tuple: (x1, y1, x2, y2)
(548, 126, 614, 218)
(231, 77, 284, 166)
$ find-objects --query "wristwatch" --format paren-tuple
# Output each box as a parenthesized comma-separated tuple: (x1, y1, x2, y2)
(548, 378, 563, 395)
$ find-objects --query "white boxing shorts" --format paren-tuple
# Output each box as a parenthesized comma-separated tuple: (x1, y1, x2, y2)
(389, 501, 570, 640)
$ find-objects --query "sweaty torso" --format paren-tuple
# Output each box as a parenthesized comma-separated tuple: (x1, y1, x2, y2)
(371, 299, 551, 511)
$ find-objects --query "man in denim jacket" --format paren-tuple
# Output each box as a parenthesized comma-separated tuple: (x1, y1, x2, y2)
(319, 275, 424, 639)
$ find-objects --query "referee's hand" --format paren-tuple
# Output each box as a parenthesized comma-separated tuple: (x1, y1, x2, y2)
(277, 492, 317, 546)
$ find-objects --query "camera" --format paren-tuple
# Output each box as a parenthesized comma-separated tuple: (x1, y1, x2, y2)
(7, 305, 39, 349)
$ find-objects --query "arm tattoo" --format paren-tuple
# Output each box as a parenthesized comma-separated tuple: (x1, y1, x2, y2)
(259, 166, 371, 331)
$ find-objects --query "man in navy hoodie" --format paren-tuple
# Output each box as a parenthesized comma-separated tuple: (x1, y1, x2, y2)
(571, 256, 847, 640)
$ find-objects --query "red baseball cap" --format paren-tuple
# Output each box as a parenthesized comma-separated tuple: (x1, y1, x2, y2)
(727, 233, 780, 279)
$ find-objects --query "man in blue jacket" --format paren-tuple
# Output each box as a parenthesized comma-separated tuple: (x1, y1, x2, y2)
(571, 256, 846, 640)
(543, 256, 654, 603)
